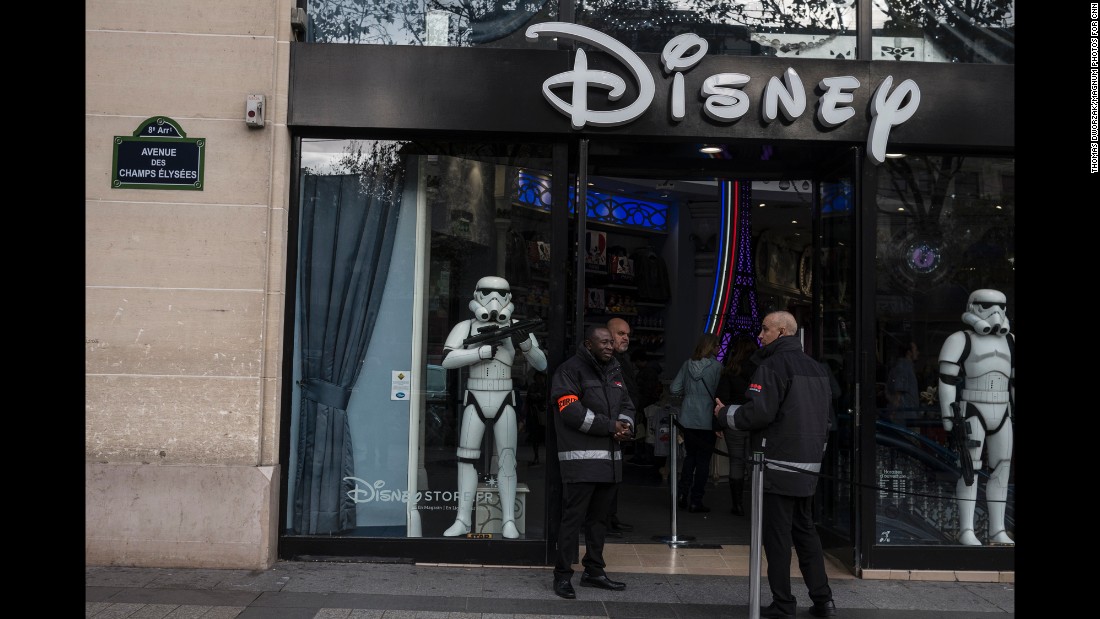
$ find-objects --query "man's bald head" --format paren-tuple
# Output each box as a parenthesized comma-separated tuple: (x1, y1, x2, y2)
(759, 310, 798, 346)
(607, 317, 631, 354)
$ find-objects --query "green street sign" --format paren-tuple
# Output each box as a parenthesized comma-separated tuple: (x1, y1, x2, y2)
(112, 117, 205, 190)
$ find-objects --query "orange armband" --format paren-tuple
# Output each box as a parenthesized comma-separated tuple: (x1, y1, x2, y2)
(557, 395, 578, 412)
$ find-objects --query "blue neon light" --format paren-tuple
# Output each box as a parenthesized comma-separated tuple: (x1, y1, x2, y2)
(515, 170, 669, 232)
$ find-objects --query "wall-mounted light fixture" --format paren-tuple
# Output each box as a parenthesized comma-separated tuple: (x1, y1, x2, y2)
(245, 94, 265, 128)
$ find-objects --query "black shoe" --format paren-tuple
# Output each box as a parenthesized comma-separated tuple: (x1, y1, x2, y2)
(809, 600, 837, 617)
(677, 495, 688, 509)
(760, 603, 795, 618)
(606, 529, 623, 538)
(553, 578, 576, 599)
(688, 503, 711, 513)
(610, 519, 634, 532)
(579, 572, 626, 591)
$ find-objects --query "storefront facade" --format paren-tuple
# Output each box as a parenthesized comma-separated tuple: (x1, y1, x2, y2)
(281, 3, 1013, 574)
(86, 1, 1013, 576)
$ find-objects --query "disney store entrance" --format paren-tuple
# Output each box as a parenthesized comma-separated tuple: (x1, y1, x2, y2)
(555, 139, 859, 565)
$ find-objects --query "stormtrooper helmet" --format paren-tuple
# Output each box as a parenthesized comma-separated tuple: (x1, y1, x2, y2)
(469, 275, 514, 324)
(962, 288, 1010, 336)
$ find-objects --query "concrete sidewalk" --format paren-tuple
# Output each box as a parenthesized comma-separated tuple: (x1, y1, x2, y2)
(86, 559, 1015, 618)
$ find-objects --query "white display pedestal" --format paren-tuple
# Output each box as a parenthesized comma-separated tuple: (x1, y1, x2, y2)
(474, 482, 529, 536)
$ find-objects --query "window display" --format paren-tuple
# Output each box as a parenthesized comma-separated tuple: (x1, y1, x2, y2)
(439, 276, 547, 538)
(937, 289, 1014, 546)
(288, 140, 555, 542)
(872, 154, 1014, 547)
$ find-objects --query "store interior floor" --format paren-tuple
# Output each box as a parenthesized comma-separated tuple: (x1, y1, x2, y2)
(518, 440, 752, 547)
(608, 456, 752, 547)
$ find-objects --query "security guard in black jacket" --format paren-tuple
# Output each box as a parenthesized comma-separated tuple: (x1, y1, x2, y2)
(713, 311, 837, 618)
(549, 325, 635, 599)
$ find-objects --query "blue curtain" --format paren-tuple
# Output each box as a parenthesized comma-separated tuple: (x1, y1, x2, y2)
(292, 166, 403, 534)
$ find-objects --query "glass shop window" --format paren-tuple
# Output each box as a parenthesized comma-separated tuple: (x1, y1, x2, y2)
(871, 154, 1014, 548)
(287, 138, 554, 541)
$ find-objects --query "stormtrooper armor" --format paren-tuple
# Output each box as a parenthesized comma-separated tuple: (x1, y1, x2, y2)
(440, 276, 547, 538)
(937, 289, 1014, 546)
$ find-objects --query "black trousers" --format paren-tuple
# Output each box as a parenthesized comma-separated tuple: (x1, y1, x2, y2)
(554, 481, 616, 580)
(761, 492, 833, 613)
(679, 427, 716, 504)
(722, 428, 750, 481)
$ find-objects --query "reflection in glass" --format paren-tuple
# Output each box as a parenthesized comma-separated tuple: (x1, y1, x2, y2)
(576, 0, 854, 58)
(304, 1, 1012, 64)
(872, 0, 1014, 64)
(307, 0, 557, 47)
(872, 155, 1014, 546)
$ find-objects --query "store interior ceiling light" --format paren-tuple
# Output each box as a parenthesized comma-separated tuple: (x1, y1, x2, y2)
(699, 145, 722, 154)
(885, 153, 906, 158)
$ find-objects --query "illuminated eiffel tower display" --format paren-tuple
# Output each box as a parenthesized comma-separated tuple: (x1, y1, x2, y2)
(704, 180, 761, 361)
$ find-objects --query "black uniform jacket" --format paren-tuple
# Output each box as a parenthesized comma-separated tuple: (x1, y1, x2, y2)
(550, 344, 636, 484)
(715, 335, 831, 497)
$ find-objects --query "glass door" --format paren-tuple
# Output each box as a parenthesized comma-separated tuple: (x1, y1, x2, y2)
(569, 138, 851, 548)
(813, 148, 861, 573)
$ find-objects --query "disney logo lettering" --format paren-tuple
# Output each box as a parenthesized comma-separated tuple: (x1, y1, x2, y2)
(525, 23, 920, 165)
(344, 477, 486, 505)
(345, 478, 416, 504)
(526, 22, 655, 130)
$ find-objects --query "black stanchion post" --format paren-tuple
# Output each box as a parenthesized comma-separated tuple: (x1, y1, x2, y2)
(654, 409, 695, 546)
(748, 450, 765, 619)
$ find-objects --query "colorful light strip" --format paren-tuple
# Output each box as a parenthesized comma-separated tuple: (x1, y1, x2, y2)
(705, 181, 762, 361)
(705, 181, 738, 335)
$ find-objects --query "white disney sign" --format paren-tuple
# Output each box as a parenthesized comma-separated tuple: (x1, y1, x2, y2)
(525, 22, 920, 165)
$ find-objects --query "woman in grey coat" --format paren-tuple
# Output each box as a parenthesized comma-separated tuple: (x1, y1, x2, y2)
(670, 332, 723, 512)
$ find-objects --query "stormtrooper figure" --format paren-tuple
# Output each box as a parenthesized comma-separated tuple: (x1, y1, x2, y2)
(937, 289, 1015, 546)
(441, 276, 546, 538)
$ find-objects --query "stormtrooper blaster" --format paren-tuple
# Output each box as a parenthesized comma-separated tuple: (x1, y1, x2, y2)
(950, 402, 981, 486)
(463, 318, 543, 351)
